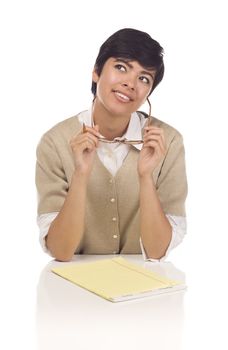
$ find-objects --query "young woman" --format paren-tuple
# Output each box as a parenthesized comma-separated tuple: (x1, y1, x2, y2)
(36, 28, 187, 262)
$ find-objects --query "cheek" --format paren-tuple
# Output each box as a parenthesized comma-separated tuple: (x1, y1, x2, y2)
(137, 87, 150, 103)
(97, 72, 119, 96)
(104, 70, 120, 85)
(136, 80, 151, 97)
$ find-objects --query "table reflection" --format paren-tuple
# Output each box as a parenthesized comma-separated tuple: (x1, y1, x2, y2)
(36, 255, 186, 350)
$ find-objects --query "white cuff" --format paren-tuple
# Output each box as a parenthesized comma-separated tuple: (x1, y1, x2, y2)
(140, 215, 187, 262)
(37, 212, 59, 255)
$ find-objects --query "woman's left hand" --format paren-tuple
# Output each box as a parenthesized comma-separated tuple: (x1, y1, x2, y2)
(138, 126, 166, 177)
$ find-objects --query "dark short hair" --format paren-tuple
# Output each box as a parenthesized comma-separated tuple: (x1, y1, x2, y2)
(91, 28, 164, 97)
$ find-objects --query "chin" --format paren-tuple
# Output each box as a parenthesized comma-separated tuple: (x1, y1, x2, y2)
(108, 103, 134, 117)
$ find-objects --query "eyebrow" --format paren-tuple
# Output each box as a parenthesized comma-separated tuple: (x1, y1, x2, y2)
(114, 58, 156, 80)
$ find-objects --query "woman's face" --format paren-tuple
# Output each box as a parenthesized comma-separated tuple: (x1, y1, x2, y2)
(92, 57, 155, 117)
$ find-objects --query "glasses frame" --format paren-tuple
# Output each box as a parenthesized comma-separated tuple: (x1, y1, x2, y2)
(83, 99, 152, 145)
(96, 136, 143, 145)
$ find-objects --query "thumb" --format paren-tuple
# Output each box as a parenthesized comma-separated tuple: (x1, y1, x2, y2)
(94, 124, 100, 132)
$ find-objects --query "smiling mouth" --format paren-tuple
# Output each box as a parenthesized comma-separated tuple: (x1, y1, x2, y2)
(113, 90, 133, 102)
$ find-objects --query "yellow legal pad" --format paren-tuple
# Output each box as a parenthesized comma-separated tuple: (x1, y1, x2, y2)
(52, 257, 185, 302)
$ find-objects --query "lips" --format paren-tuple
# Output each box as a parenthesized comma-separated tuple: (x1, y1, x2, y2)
(112, 90, 134, 102)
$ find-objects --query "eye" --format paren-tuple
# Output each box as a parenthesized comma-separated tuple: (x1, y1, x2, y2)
(139, 76, 150, 84)
(114, 64, 127, 72)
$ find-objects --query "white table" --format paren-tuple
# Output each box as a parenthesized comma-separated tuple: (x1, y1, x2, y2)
(36, 254, 186, 350)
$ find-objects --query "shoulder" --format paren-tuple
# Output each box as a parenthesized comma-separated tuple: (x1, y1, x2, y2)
(43, 113, 82, 140)
(152, 116, 183, 143)
(36, 113, 83, 160)
(37, 112, 83, 151)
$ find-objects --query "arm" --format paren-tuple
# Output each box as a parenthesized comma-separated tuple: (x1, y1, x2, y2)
(139, 175, 172, 259)
(138, 125, 187, 259)
(46, 173, 88, 261)
(37, 125, 100, 261)
(140, 214, 187, 261)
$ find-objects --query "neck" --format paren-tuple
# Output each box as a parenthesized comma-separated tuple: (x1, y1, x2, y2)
(92, 99, 131, 140)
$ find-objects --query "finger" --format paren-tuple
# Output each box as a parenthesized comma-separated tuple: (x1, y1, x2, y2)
(77, 137, 98, 150)
(82, 123, 87, 133)
(147, 117, 153, 127)
(144, 126, 163, 132)
(144, 129, 165, 146)
(71, 140, 96, 154)
(94, 124, 100, 132)
(144, 127, 165, 136)
(82, 125, 101, 138)
(144, 134, 166, 153)
(71, 131, 99, 147)
(144, 127, 165, 143)
(70, 135, 98, 153)
(84, 132, 99, 147)
(143, 137, 166, 155)
(143, 141, 165, 157)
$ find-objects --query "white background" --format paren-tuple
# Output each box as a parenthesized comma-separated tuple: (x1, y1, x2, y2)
(0, 0, 227, 349)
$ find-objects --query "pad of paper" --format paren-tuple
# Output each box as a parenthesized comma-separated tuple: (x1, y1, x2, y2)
(52, 257, 185, 302)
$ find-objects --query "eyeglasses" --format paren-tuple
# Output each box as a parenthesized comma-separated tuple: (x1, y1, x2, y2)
(96, 136, 143, 145)
(83, 103, 152, 145)
(98, 116, 153, 145)
(83, 123, 145, 145)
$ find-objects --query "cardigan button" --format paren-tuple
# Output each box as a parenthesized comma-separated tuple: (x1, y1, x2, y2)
(112, 217, 117, 222)
(110, 198, 115, 203)
(113, 234, 118, 239)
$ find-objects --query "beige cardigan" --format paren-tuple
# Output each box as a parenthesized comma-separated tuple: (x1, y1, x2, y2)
(36, 112, 187, 254)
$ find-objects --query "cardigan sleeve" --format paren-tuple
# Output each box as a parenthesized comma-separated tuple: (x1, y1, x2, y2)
(35, 133, 69, 215)
(156, 132, 188, 216)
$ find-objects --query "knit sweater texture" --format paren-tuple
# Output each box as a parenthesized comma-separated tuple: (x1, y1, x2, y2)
(36, 112, 187, 254)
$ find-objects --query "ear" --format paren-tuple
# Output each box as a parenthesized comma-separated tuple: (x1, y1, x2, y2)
(92, 68, 99, 83)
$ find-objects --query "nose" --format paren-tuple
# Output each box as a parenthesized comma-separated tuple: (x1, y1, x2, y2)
(121, 77, 136, 90)
(121, 82, 135, 90)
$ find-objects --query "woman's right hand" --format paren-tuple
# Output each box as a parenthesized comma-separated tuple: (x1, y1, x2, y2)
(70, 124, 100, 178)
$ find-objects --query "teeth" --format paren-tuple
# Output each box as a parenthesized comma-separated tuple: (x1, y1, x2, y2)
(115, 91, 130, 101)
